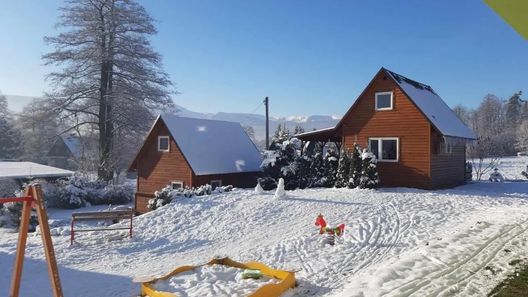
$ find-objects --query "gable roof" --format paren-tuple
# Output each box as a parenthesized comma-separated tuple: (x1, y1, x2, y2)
(61, 135, 82, 159)
(131, 114, 263, 175)
(298, 68, 476, 140)
(383, 69, 476, 139)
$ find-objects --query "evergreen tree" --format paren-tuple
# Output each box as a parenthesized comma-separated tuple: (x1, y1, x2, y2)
(270, 124, 291, 149)
(348, 144, 362, 188)
(335, 148, 350, 188)
(293, 125, 305, 135)
(308, 142, 326, 187)
(505, 91, 523, 130)
(358, 149, 379, 189)
(296, 155, 312, 189)
(323, 148, 339, 187)
(0, 94, 21, 160)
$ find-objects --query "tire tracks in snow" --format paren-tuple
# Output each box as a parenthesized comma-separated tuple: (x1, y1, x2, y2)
(391, 218, 528, 297)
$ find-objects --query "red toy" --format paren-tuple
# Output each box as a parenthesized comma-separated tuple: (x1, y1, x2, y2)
(314, 214, 345, 245)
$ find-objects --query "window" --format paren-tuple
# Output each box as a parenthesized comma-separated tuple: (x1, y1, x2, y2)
(375, 92, 393, 110)
(171, 181, 183, 190)
(210, 180, 222, 190)
(158, 136, 170, 152)
(369, 138, 399, 162)
(443, 142, 453, 154)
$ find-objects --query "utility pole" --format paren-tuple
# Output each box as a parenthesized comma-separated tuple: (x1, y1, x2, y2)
(264, 97, 269, 149)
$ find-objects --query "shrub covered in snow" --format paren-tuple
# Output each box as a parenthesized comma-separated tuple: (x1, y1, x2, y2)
(40, 175, 133, 209)
(0, 179, 20, 198)
(358, 149, 380, 189)
(148, 183, 232, 210)
(257, 177, 277, 191)
(489, 168, 505, 182)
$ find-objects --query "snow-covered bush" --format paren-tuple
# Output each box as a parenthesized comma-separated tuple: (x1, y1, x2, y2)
(0, 179, 20, 198)
(489, 168, 504, 182)
(358, 149, 379, 189)
(148, 183, 232, 210)
(348, 144, 362, 188)
(335, 148, 350, 188)
(103, 183, 134, 204)
(257, 177, 277, 191)
(464, 162, 473, 182)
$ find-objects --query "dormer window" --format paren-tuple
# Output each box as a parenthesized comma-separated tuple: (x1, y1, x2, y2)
(158, 136, 170, 152)
(375, 92, 393, 110)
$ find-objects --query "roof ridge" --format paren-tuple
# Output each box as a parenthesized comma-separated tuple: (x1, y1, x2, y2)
(384, 68, 436, 95)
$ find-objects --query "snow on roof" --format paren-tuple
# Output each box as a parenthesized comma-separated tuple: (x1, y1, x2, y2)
(385, 69, 477, 140)
(0, 162, 74, 179)
(160, 114, 263, 175)
(61, 135, 82, 159)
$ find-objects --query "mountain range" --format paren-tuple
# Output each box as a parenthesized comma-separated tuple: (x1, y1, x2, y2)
(4, 94, 341, 141)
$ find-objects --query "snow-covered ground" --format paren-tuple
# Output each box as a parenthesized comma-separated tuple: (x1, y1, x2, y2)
(0, 156, 527, 297)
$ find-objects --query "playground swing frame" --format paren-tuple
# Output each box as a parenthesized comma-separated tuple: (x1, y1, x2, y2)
(1, 185, 64, 297)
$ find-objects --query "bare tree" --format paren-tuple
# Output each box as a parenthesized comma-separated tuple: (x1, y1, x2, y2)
(43, 0, 173, 180)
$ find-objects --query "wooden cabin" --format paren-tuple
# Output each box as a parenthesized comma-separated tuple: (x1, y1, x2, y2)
(46, 135, 83, 170)
(129, 115, 263, 213)
(296, 68, 476, 189)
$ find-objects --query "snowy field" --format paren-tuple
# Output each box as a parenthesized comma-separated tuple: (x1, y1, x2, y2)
(0, 156, 527, 297)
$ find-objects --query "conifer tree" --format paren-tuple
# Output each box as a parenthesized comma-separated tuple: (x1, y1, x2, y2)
(335, 148, 350, 188)
(323, 148, 339, 187)
(358, 149, 379, 189)
(348, 144, 362, 188)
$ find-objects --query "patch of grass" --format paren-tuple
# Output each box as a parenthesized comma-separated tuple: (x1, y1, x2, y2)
(489, 264, 528, 297)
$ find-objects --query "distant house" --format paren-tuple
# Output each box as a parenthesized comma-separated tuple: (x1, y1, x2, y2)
(129, 114, 263, 213)
(297, 68, 476, 189)
(46, 135, 83, 170)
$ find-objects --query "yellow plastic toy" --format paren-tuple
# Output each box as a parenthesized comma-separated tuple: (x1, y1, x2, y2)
(140, 257, 296, 297)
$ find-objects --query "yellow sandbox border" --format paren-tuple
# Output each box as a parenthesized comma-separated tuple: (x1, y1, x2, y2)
(140, 257, 296, 297)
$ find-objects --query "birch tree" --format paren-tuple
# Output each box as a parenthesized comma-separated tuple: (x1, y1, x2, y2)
(43, 0, 173, 180)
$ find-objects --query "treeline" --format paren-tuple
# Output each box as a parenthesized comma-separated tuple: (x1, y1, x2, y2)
(453, 91, 528, 157)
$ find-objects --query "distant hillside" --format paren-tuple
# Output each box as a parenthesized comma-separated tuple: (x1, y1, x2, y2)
(4, 95, 341, 141)
(170, 104, 340, 141)
(3, 95, 41, 113)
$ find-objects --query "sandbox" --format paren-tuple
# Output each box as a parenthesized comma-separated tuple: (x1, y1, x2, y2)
(140, 257, 295, 297)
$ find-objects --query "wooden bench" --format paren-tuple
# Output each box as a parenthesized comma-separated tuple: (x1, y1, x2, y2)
(70, 209, 134, 245)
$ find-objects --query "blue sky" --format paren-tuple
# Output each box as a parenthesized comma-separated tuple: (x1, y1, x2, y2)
(0, 0, 526, 116)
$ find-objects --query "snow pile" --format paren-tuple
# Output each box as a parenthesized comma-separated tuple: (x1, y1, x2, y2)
(254, 182, 264, 194)
(148, 184, 234, 210)
(150, 264, 278, 297)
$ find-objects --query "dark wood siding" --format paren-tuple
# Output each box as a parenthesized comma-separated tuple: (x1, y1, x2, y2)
(430, 129, 466, 188)
(135, 121, 193, 213)
(341, 71, 432, 189)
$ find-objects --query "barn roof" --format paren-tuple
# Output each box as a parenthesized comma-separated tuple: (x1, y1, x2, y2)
(132, 114, 263, 175)
(0, 162, 74, 179)
(384, 69, 476, 140)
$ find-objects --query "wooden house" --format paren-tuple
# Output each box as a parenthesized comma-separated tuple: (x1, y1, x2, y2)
(296, 68, 476, 189)
(46, 135, 83, 170)
(129, 115, 263, 213)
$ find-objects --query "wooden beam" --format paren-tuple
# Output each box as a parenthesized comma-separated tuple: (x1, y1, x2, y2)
(32, 185, 64, 297)
(9, 188, 32, 297)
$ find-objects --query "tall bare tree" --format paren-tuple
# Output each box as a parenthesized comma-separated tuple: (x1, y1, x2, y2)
(43, 0, 173, 180)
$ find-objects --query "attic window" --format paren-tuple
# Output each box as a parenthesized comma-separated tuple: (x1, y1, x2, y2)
(158, 136, 170, 152)
(375, 92, 393, 110)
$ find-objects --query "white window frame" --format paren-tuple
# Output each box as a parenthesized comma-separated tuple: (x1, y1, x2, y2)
(210, 179, 222, 189)
(158, 136, 170, 152)
(171, 181, 184, 190)
(368, 137, 399, 162)
(443, 142, 453, 154)
(375, 91, 394, 111)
